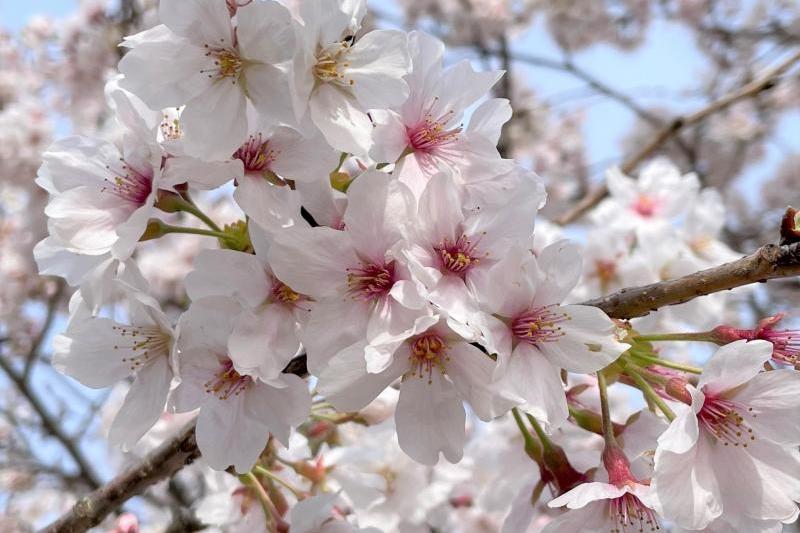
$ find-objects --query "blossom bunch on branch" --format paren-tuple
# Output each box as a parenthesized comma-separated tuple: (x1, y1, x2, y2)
(32, 1, 800, 532)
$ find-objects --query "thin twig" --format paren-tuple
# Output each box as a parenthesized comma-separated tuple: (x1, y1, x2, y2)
(555, 49, 800, 225)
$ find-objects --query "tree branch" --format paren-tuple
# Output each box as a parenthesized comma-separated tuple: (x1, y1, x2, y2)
(40, 421, 200, 533)
(585, 242, 800, 319)
(555, 48, 800, 225)
(0, 354, 101, 491)
(40, 241, 800, 532)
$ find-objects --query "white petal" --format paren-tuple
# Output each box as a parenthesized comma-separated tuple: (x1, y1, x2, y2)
(369, 109, 408, 163)
(161, 156, 242, 189)
(53, 318, 141, 388)
(309, 84, 373, 156)
(244, 63, 297, 127)
(159, 0, 232, 44)
(181, 81, 248, 161)
(234, 177, 304, 232)
(652, 434, 721, 529)
(229, 305, 300, 383)
(395, 372, 466, 465)
(532, 240, 583, 305)
(548, 482, 625, 510)
(302, 298, 370, 375)
(467, 98, 512, 145)
(236, 0, 294, 63)
(500, 343, 567, 431)
(538, 304, 628, 373)
(118, 26, 210, 109)
(734, 369, 800, 445)
(108, 355, 172, 451)
(318, 342, 407, 412)
(347, 29, 410, 109)
(446, 342, 515, 421)
(268, 227, 357, 298)
(186, 249, 269, 308)
(344, 171, 414, 261)
(698, 340, 773, 395)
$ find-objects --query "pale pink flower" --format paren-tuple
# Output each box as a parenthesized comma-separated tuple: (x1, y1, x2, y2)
(53, 285, 175, 451)
(370, 30, 513, 198)
(119, 0, 296, 160)
(291, 0, 411, 155)
(473, 241, 629, 429)
(653, 340, 800, 530)
(268, 171, 434, 374)
(171, 296, 311, 472)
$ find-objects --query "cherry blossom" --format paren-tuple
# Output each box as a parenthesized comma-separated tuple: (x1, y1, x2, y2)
(171, 296, 311, 472)
(119, 0, 296, 160)
(53, 285, 175, 451)
(652, 340, 800, 530)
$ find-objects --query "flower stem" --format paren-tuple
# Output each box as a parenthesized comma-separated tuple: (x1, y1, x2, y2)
(159, 223, 231, 241)
(622, 362, 676, 422)
(633, 352, 703, 374)
(632, 331, 715, 343)
(511, 407, 542, 460)
(525, 413, 554, 453)
(240, 472, 281, 529)
(596, 371, 617, 446)
(254, 466, 305, 500)
(177, 197, 222, 232)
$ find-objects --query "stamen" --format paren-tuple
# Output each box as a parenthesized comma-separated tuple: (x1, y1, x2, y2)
(234, 133, 279, 172)
(204, 359, 252, 400)
(313, 42, 354, 86)
(345, 261, 395, 301)
(699, 396, 756, 447)
(609, 492, 661, 532)
(407, 101, 462, 153)
(101, 159, 153, 206)
(511, 305, 569, 345)
(112, 325, 171, 371)
(201, 43, 243, 83)
(409, 334, 449, 384)
(434, 234, 484, 276)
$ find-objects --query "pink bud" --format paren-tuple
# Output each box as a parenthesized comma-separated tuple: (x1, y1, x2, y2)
(665, 378, 693, 405)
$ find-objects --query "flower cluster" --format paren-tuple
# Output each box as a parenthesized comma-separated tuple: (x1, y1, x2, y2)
(31, 1, 800, 531)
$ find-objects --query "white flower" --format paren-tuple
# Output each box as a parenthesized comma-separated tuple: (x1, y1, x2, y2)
(292, 0, 411, 155)
(185, 223, 310, 384)
(53, 285, 175, 451)
(652, 340, 800, 531)
(401, 170, 544, 342)
(318, 317, 515, 465)
(543, 480, 659, 533)
(171, 296, 311, 472)
(472, 241, 629, 429)
(371, 30, 513, 198)
(591, 157, 700, 236)
(119, 0, 296, 160)
(38, 84, 162, 262)
(268, 170, 434, 374)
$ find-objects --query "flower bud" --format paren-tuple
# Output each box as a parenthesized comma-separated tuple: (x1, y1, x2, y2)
(665, 377, 693, 405)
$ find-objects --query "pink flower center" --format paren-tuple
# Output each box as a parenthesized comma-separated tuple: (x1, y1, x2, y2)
(407, 107, 462, 153)
(346, 261, 395, 301)
(102, 161, 153, 207)
(234, 133, 279, 173)
(698, 395, 756, 447)
(409, 334, 449, 383)
(609, 492, 661, 532)
(271, 279, 311, 311)
(632, 195, 659, 217)
(112, 324, 171, 371)
(434, 234, 483, 276)
(511, 305, 569, 345)
(204, 359, 252, 400)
